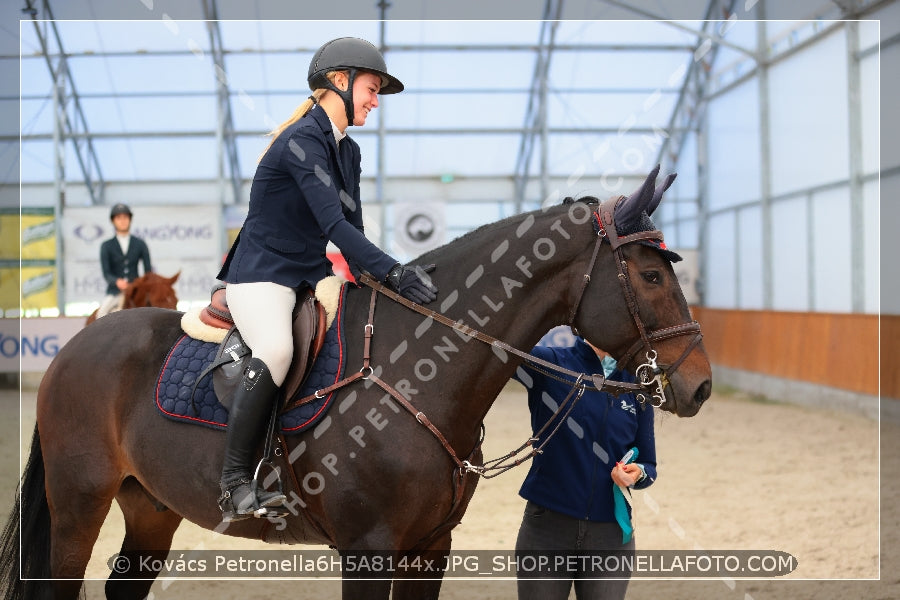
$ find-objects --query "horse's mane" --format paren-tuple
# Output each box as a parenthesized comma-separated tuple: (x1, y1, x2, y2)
(412, 197, 601, 265)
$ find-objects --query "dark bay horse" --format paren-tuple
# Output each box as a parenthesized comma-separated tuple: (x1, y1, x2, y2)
(2, 170, 712, 600)
(84, 271, 180, 325)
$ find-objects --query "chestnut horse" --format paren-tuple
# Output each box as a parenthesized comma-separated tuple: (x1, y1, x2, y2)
(84, 271, 180, 325)
(1, 170, 711, 599)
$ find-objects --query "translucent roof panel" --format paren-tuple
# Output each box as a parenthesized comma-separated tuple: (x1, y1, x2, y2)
(18, 17, 712, 185)
(387, 50, 536, 91)
(547, 91, 678, 129)
(224, 52, 312, 97)
(21, 140, 55, 183)
(384, 134, 523, 177)
(39, 20, 212, 54)
(383, 91, 529, 130)
(549, 50, 691, 91)
(20, 57, 53, 97)
(386, 20, 543, 45)
(218, 21, 384, 53)
(20, 98, 54, 137)
(65, 54, 217, 95)
(89, 137, 220, 181)
(78, 96, 218, 133)
(554, 20, 698, 46)
(540, 132, 670, 177)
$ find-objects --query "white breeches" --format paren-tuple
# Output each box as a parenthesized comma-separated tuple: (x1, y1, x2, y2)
(225, 282, 297, 386)
(96, 294, 123, 318)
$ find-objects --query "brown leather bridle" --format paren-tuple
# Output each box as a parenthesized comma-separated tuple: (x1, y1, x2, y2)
(566, 195, 704, 407)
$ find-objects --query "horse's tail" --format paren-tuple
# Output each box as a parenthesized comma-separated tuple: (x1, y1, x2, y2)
(0, 426, 53, 600)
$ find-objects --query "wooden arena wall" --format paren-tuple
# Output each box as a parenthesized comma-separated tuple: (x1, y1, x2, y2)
(690, 307, 887, 398)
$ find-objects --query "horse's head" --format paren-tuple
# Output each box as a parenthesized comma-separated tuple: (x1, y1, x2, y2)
(124, 271, 180, 310)
(571, 166, 711, 417)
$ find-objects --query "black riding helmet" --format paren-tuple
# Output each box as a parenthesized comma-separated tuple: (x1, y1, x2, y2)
(109, 203, 132, 220)
(307, 37, 404, 125)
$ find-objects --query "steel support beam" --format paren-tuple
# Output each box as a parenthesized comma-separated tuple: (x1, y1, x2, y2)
(596, 0, 758, 59)
(756, 5, 774, 309)
(17, 125, 694, 142)
(25, 0, 105, 205)
(513, 0, 562, 213)
(656, 0, 736, 175)
(845, 20, 865, 312)
(376, 0, 389, 248)
(202, 0, 243, 205)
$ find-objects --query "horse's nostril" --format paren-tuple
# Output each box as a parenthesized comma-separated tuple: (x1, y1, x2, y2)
(694, 380, 712, 405)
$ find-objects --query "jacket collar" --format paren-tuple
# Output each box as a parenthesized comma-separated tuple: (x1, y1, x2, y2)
(309, 105, 336, 145)
(573, 337, 634, 382)
(574, 337, 604, 372)
(308, 104, 352, 189)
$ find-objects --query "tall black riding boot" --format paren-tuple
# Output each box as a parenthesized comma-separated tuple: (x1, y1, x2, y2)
(218, 357, 287, 522)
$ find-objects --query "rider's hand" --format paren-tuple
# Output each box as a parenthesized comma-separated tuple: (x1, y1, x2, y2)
(386, 264, 438, 304)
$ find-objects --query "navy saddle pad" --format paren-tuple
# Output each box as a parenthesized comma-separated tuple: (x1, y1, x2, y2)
(155, 286, 347, 434)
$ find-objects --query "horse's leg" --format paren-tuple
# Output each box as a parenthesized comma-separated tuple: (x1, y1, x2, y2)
(340, 548, 393, 600)
(389, 532, 452, 600)
(39, 390, 125, 597)
(42, 461, 119, 600)
(104, 477, 183, 600)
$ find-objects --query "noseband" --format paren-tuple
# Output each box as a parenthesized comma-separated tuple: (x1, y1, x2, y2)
(567, 196, 704, 407)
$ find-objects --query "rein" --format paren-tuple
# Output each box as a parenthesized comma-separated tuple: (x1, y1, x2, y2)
(287, 196, 704, 482)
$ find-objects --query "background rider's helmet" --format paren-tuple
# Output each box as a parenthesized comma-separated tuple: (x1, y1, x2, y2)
(109, 203, 133, 221)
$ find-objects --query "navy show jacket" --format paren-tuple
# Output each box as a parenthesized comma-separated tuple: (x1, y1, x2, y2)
(218, 104, 396, 288)
(99, 235, 152, 295)
(514, 338, 657, 522)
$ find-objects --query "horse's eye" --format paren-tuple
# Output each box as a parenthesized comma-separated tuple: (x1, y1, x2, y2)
(642, 271, 660, 284)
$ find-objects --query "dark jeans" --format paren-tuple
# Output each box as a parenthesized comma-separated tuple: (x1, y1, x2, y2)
(515, 501, 635, 600)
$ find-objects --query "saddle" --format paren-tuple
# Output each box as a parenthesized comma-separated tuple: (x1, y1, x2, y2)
(195, 284, 327, 408)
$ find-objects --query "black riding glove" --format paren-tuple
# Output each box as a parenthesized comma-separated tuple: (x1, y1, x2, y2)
(385, 263, 438, 304)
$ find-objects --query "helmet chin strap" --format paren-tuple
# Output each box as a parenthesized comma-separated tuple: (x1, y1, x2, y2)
(322, 68, 359, 127)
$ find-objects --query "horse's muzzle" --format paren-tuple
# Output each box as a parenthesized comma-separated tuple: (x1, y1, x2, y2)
(694, 379, 712, 406)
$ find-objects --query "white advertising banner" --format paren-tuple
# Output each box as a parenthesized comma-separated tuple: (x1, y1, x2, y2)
(0, 317, 85, 373)
(63, 206, 222, 305)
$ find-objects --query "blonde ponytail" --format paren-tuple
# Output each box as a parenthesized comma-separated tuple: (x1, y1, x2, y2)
(258, 71, 343, 161)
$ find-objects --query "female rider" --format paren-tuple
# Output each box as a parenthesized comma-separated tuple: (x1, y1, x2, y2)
(215, 37, 438, 522)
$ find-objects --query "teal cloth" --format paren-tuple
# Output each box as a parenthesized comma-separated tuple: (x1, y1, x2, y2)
(613, 447, 638, 544)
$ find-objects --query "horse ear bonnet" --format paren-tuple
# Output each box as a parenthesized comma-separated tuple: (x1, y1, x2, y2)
(615, 166, 682, 263)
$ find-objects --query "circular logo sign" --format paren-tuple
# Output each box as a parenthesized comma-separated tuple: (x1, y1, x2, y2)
(405, 213, 435, 243)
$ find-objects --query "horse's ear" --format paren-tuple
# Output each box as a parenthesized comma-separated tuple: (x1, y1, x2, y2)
(615, 164, 660, 229)
(648, 172, 676, 216)
(124, 282, 141, 309)
(167, 271, 181, 285)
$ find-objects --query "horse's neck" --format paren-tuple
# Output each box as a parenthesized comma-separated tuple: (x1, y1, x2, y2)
(421, 204, 596, 426)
